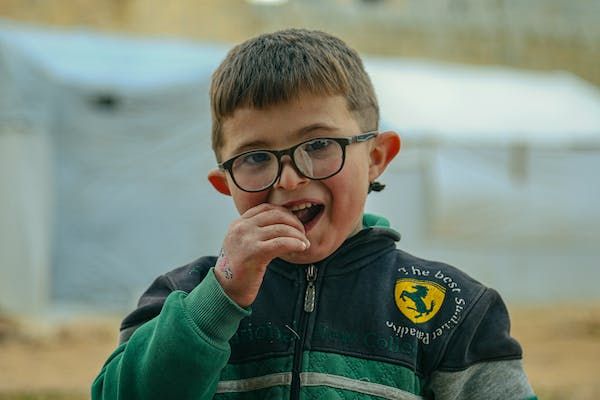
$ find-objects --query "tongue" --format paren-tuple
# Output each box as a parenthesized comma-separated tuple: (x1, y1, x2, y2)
(294, 205, 321, 224)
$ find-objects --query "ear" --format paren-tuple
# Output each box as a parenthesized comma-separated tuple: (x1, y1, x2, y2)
(207, 169, 231, 196)
(368, 131, 401, 182)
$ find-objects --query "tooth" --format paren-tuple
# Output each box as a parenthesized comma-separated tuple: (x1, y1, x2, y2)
(290, 202, 315, 212)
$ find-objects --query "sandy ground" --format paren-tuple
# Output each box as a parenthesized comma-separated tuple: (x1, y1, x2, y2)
(0, 303, 599, 399)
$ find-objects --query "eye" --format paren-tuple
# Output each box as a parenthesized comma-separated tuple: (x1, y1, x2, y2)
(239, 151, 272, 166)
(303, 138, 333, 153)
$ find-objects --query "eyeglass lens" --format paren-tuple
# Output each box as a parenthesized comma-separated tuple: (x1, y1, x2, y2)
(231, 138, 344, 191)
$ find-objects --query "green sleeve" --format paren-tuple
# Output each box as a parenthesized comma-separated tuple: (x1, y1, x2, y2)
(91, 268, 250, 399)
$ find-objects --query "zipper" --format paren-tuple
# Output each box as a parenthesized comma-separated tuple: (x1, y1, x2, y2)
(290, 264, 318, 399)
(304, 264, 317, 312)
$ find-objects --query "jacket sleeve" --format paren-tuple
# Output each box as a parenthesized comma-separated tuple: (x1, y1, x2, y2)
(91, 268, 250, 400)
(424, 288, 537, 400)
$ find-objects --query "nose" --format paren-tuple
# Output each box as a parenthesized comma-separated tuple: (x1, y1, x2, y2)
(274, 156, 309, 191)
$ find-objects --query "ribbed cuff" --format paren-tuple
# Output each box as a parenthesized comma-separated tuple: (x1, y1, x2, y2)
(183, 268, 251, 346)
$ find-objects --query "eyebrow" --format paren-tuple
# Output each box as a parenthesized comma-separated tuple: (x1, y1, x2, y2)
(230, 123, 339, 156)
(231, 139, 272, 155)
(296, 123, 338, 139)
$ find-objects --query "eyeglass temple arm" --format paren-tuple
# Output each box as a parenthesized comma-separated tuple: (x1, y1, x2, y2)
(352, 131, 378, 143)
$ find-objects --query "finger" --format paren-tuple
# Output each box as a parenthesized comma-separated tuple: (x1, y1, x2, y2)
(258, 224, 310, 245)
(258, 236, 309, 256)
(250, 208, 305, 233)
(225, 210, 303, 245)
(242, 204, 304, 231)
(241, 202, 281, 219)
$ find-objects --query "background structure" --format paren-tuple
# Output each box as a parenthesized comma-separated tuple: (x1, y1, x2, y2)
(0, 1, 599, 399)
(0, 0, 598, 85)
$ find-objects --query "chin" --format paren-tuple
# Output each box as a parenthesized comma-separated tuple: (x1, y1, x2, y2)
(281, 247, 328, 265)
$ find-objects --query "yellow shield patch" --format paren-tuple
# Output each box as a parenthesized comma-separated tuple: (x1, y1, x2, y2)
(394, 279, 445, 324)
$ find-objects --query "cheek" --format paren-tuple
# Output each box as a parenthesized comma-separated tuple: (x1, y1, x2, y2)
(327, 163, 369, 214)
(230, 188, 269, 215)
(340, 155, 370, 193)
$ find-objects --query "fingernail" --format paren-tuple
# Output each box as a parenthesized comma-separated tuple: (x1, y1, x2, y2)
(305, 240, 311, 249)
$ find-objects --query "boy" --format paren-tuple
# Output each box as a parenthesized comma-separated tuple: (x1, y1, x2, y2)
(92, 29, 536, 399)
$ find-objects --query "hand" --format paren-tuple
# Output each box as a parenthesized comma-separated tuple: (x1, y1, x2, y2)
(214, 203, 310, 307)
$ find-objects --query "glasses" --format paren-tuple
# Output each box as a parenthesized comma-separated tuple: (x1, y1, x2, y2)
(218, 131, 378, 192)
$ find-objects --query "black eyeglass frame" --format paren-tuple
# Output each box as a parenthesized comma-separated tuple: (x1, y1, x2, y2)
(218, 131, 378, 192)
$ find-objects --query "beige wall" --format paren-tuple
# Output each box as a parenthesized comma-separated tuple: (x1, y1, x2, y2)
(1, 0, 598, 85)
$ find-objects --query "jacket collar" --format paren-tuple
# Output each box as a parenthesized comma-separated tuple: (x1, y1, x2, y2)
(271, 213, 400, 277)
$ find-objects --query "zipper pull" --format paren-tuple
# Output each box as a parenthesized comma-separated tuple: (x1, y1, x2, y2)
(304, 264, 317, 313)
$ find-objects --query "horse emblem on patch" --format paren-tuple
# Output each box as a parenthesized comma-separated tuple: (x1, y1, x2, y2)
(394, 279, 445, 323)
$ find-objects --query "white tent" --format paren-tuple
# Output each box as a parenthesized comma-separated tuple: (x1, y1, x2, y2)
(366, 60, 600, 304)
(1, 21, 599, 315)
(0, 21, 234, 313)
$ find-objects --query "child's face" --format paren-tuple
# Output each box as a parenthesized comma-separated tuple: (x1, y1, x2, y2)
(209, 93, 399, 264)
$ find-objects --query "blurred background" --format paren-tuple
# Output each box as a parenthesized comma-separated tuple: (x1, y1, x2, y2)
(0, 0, 599, 399)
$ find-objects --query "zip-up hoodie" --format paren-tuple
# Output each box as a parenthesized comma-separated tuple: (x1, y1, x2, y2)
(92, 214, 536, 399)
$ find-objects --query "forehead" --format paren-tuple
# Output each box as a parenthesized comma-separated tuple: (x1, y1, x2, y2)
(219, 94, 361, 159)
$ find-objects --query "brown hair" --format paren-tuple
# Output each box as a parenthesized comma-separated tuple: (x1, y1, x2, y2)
(210, 28, 379, 160)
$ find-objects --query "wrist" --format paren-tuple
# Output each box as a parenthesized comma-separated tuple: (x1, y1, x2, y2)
(214, 270, 255, 308)
(214, 247, 259, 308)
(183, 268, 251, 345)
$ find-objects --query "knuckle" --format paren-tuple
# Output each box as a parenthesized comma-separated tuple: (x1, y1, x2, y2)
(270, 234, 282, 244)
(229, 221, 246, 236)
(265, 237, 283, 249)
(258, 202, 275, 212)
(274, 224, 289, 235)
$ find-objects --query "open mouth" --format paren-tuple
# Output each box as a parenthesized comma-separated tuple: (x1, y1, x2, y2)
(289, 202, 324, 229)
